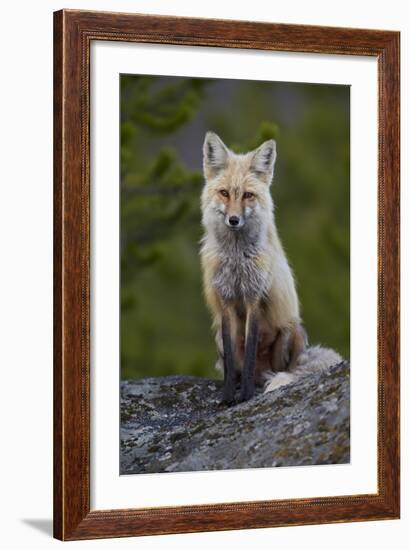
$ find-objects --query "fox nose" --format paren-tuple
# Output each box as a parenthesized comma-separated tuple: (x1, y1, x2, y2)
(228, 216, 240, 226)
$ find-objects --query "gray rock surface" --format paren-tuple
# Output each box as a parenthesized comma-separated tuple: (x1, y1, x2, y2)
(120, 362, 349, 474)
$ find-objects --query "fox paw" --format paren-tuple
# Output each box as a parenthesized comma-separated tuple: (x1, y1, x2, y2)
(218, 399, 236, 408)
(238, 387, 255, 403)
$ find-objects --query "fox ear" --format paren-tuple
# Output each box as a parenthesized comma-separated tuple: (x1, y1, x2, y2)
(203, 132, 229, 179)
(250, 139, 277, 185)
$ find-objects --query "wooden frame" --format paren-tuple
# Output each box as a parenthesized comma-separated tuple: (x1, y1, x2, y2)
(53, 9, 400, 540)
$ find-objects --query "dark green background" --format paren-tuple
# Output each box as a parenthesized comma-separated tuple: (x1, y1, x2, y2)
(120, 75, 350, 380)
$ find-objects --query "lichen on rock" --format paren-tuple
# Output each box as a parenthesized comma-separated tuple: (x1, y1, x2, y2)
(120, 361, 350, 475)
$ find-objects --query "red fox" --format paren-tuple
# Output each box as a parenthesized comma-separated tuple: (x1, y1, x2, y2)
(200, 132, 342, 404)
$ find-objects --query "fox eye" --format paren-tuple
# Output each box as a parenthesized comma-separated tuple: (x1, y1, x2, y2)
(219, 189, 229, 198)
(243, 191, 255, 200)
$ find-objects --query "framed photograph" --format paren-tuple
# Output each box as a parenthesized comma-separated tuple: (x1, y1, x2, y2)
(54, 9, 400, 540)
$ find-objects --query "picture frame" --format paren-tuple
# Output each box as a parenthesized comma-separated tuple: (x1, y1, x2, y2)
(53, 8, 400, 541)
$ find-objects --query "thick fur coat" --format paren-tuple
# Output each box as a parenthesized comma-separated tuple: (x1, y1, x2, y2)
(199, 132, 342, 401)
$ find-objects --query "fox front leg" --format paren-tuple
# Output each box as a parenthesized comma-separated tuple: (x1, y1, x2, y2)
(221, 315, 236, 405)
(239, 311, 259, 402)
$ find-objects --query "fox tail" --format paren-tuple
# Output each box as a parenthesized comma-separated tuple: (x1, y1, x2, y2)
(263, 345, 343, 394)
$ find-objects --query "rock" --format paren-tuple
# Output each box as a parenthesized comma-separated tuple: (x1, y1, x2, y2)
(120, 362, 350, 474)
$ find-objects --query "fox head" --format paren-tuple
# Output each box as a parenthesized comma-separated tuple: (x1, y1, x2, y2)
(201, 132, 276, 232)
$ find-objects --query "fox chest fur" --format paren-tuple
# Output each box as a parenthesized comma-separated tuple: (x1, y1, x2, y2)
(211, 227, 270, 304)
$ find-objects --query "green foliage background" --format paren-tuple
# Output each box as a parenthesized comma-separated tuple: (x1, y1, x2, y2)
(120, 75, 350, 380)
